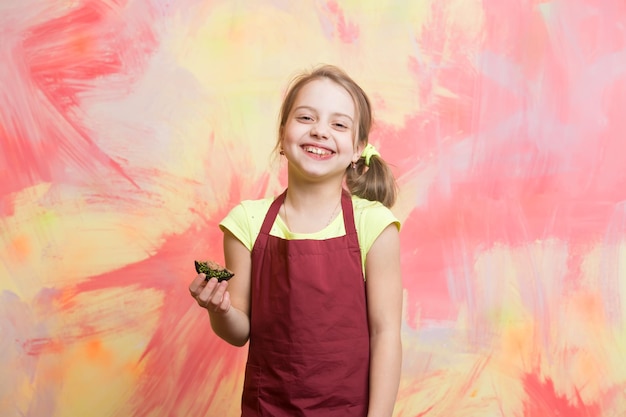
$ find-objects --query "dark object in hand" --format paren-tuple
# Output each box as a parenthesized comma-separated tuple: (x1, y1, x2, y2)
(194, 260, 235, 282)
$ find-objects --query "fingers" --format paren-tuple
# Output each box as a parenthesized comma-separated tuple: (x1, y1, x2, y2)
(189, 274, 231, 313)
(218, 290, 231, 314)
(188, 273, 207, 296)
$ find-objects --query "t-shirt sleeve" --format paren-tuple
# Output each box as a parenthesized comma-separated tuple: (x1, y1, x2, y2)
(219, 202, 255, 251)
(357, 201, 401, 257)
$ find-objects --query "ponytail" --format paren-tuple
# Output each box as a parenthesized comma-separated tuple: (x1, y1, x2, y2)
(345, 145, 398, 208)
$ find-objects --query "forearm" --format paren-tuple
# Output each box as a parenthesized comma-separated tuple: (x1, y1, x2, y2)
(368, 330, 402, 417)
(209, 306, 250, 347)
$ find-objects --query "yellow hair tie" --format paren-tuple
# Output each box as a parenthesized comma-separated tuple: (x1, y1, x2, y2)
(361, 143, 380, 166)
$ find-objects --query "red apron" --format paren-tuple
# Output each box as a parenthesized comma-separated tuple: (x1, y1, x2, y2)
(241, 189, 369, 417)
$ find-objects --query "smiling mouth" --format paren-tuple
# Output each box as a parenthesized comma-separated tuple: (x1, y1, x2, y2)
(303, 145, 333, 156)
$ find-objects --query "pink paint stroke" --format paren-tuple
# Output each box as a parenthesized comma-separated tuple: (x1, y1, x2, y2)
(1, 0, 160, 198)
(318, 0, 360, 43)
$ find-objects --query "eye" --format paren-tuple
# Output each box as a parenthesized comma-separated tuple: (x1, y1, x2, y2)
(333, 122, 350, 130)
(297, 115, 314, 122)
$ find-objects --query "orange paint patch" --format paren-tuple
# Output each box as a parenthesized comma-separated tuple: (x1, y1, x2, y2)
(85, 339, 113, 366)
(71, 35, 95, 55)
(10, 235, 30, 262)
(501, 321, 534, 360)
(571, 292, 605, 324)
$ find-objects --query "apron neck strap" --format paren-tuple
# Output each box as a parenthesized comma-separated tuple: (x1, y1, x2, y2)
(260, 189, 356, 236)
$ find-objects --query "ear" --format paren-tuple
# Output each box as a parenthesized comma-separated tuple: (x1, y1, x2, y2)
(353, 142, 364, 163)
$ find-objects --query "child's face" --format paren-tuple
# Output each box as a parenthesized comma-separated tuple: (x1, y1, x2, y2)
(281, 78, 362, 181)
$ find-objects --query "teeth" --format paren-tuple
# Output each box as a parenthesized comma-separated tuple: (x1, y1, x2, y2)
(304, 146, 331, 155)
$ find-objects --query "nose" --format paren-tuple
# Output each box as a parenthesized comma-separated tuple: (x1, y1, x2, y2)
(310, 123, 329, 139)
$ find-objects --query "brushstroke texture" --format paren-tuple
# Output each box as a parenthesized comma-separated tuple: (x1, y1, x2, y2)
(1, 0, 625, 416)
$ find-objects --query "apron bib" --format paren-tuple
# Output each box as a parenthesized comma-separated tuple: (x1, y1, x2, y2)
(241, 189, 369, 417)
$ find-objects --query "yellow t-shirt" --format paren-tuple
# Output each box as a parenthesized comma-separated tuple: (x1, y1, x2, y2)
(219, 194, 400, 272)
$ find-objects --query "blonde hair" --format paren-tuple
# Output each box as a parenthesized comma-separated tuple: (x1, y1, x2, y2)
(276, 64, 398, 207)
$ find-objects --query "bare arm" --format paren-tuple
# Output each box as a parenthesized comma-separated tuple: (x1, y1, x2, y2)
(365, 224, 402, 417)
(188, 230, 252, 347)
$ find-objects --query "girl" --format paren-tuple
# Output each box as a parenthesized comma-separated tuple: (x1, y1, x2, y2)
(189, 64, 402, 417)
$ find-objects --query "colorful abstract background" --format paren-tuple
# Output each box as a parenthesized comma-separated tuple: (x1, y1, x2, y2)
(1, 0, 625, 416)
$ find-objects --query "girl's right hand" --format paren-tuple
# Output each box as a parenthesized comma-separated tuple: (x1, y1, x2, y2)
(189, 274, 232, 314)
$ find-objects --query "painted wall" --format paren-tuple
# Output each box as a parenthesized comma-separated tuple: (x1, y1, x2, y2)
(1, 0, 625, 416)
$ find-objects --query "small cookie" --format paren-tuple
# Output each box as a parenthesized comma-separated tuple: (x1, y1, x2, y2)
(194, 260, 235, 282)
